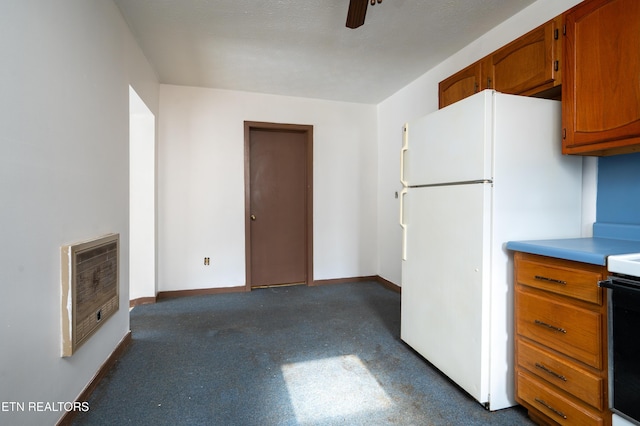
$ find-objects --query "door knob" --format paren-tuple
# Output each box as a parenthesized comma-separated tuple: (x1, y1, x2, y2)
(250, 214, 256, 221)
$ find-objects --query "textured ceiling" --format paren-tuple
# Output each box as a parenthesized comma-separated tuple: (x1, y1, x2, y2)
(115, 0, 537, 104)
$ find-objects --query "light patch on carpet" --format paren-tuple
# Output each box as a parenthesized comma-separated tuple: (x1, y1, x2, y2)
(281, 354, 392, 423)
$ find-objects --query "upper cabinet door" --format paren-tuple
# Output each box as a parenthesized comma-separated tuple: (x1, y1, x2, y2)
(438, 61, 484, 109)
(488, 16, 562, 98)
(438, 16, 562, 110)
(563, 0, 640, 155)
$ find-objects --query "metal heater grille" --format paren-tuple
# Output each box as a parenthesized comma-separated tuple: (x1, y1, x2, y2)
(61, 234, 119, 357)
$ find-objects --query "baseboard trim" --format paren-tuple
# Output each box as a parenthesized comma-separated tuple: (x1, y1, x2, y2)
(142, 277, 399, 302)
(375, 275, 401, 293)
(312, 275, 378, 286)
(57, 331, 132, 426)
(157, 285, 247, 300)
(129, 296, 157, 308)
(313, 275, 401, 293)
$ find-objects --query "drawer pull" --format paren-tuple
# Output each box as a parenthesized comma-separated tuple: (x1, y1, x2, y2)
(534, 275, 567, 285)
(534, 397, 567, 419)
(534, 319, 567, 334)
(535, 362, 567, 381)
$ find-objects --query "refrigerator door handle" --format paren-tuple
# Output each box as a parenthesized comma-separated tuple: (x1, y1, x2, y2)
(400, 124, 408, 186)
(400, 188, 408, 261)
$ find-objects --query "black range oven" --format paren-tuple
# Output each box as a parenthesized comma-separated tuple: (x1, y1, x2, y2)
(600, 254, 640, 426)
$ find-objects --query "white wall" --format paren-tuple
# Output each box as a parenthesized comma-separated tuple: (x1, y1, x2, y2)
(130, 87, 157, 301)
(159, 0, 593, 292)
(0, 1, 158, 425)
(376, 0, 587, 285)
(158, 85, 378, 291)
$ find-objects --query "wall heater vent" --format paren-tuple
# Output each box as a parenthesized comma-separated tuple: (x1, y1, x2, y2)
(61, 233, 119, 357)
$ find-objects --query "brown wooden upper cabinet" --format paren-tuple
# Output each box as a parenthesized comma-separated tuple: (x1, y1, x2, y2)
(487, 15, 562, 98)
(438, 61, 484, 109)
(563, 0, 640, 156)
(439, 16, 562, 109)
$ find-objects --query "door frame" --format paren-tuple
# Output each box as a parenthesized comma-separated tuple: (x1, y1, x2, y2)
(243, 121, 314, 290)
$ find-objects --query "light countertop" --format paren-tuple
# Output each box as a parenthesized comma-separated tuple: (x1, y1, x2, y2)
(506, 222, 640, 265)
(506, 237, 640, 265)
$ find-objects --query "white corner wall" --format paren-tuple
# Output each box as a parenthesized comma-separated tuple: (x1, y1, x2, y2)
(158, 85, 378, 291)
(0, 1, 158, 425)
(376, 0, 585, 286)
(129, 87, 157, 301)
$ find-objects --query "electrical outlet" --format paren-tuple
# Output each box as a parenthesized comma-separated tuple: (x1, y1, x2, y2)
(204, 257, 210, 266)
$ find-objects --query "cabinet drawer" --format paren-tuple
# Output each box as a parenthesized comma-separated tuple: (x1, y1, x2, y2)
(516, 257, 603, 304)
(516, 288, 603, 369)
(517, 370, 604, 425)
(518, 339, 604, 410)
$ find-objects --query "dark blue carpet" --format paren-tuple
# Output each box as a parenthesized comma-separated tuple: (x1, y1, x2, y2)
(72, 282, 532, 425)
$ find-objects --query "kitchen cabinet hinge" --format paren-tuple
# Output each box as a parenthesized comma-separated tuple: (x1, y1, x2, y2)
(562, 128, 566, 139)
(563, 24, 566, 36)
(554, 28, 559, 40)
(554, 60, 559, 72)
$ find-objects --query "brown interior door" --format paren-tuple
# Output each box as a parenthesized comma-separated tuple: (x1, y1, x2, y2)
(246, 123, 312, 288)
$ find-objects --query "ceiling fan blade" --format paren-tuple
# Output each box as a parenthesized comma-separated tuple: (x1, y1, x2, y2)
(346, 0, 368, 29)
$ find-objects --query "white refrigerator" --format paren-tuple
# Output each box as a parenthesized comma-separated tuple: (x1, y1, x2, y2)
(399, 90, 583, 410)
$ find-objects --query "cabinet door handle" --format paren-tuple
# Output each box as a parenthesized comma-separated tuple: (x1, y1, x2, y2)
(535, 363, 567, 381)
(534, 398, 567, 420)
(534, 319, 567, 334)
(534, 275, 566, 285)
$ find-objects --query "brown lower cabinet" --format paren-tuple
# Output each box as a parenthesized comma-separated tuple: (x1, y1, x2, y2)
(513, 252, 611, 425)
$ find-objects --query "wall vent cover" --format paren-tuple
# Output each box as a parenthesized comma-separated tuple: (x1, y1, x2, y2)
(61, 233, 119, 357)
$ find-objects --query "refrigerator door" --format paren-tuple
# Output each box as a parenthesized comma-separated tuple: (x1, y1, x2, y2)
(401, 90, 493, 187)
(401, 182, 492, 406)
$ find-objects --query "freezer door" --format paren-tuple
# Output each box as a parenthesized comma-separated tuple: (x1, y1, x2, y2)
(401, 183, 492, 406)
(401, 90, 493, 187)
